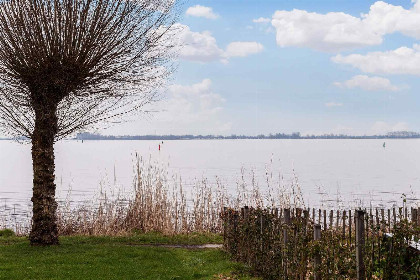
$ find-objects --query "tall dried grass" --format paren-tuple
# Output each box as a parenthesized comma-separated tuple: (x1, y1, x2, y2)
(56, 155, 305, 236)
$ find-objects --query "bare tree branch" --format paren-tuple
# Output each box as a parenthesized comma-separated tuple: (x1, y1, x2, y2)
(0, 0, 179, 140)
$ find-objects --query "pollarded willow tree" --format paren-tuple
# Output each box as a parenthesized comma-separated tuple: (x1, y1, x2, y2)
(0, 0, 178, 245)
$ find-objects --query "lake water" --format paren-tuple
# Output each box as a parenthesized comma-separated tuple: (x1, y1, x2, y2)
(1, 139, 419, 225)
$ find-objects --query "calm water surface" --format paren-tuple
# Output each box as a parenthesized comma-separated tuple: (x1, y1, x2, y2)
(1, 139, 419, 224)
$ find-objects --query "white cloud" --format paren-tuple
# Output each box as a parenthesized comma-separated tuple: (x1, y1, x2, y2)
(186, 5, 219, 19)
(362, 1, 420, 39)
(252, 17, 275, 34)
(272, 10, 378, 52)
(270, 1, 420, 52)
(171, 24, 263, 63)
(169, 79, 225, 112)
(253, 17, 270, 23)
(371, 121, 409, 135)
(225, 42, 264, 57)
(334, 75, 402, 91)
(172, 24, 224, 62)
(332, 45, 420, 76)
(153, 79, 232, 134)
(325, 102, 343, 107)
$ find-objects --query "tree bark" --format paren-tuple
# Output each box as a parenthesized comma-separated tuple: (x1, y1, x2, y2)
(29, 105, 59, 245)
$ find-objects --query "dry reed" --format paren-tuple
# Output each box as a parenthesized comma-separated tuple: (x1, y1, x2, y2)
(55, 155, 305, 236)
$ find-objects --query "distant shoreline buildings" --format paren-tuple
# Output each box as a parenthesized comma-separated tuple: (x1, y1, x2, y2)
(73, 131, 420, 141)
(2, 131, 420, 141)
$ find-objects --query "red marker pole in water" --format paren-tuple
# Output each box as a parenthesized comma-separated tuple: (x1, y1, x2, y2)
(159, 144, 160, 151)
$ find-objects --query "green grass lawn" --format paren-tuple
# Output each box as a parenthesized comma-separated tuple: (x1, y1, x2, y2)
(0, 233, 257, 280)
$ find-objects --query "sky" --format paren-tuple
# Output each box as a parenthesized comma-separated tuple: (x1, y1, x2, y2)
(103, 0, 420, 136)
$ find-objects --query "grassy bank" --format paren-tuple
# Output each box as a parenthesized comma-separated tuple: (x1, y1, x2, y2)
(0, 233, 257, 280)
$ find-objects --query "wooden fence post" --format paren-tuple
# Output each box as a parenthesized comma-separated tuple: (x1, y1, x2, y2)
(233, 210, 239, 255)
(323, 209, 327, 230)
(381, 209, 385, 231)
(342, 210, 346, 238)
(313, 208, 315, 223)
(365, 209, 369, 241)
(393, 208, 396, 227)
(387, 209, 391, 232)
(329, 210, 333, 229)
(412, 208, 418, 226)
(418, 207, 420, 226)
(318, 209, 321, 225)
(284, 208, 291, 245)
(336, 210, 340, 230)
(314, 224, 321, 280)
(356, 210, 366, 280)
(273, 207, 278, 234)
(349, 210, 352, 245)
(303, 209, 309, 234)
(411, 207, 413, 222)
(399, 207, 403, 221)
(244, 206, 249, 220)
(296, 208, 302, 220)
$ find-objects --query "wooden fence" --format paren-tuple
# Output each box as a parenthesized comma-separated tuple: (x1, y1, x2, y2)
(222, 206, 420, 279)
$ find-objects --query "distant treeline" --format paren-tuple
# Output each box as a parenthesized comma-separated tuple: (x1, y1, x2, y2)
(74, 131, 420, 140)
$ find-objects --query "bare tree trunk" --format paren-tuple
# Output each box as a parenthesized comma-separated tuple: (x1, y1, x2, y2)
(29, 105, 59, 245)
